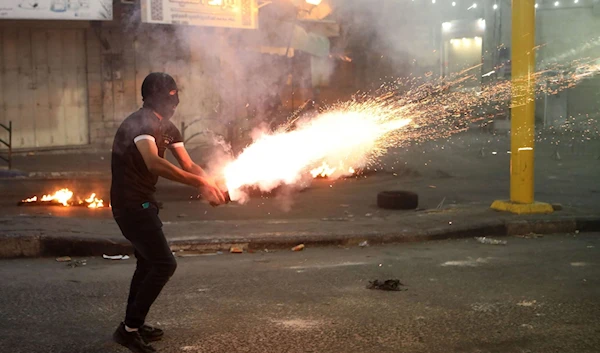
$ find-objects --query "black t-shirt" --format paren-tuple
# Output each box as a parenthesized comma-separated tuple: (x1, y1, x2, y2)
(110, 107, 183, 209)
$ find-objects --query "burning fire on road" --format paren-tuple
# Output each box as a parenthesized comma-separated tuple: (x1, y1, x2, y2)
(19, 188, 106, 208)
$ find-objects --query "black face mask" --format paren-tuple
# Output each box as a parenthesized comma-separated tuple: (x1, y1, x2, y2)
(141, 73, 180, 120)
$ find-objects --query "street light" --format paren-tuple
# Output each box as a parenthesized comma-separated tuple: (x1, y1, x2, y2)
(442, 22, 452, 31)
(554, 1, 559, 6)
(493, 4, 498, 10)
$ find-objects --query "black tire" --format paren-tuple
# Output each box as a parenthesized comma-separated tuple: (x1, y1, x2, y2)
(377, 190, 418, 210)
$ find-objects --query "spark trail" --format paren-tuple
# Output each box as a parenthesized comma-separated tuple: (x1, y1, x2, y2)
(221, 47, 600, 202)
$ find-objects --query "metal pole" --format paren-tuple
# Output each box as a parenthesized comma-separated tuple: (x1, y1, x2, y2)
(8, 121, 12, 170)
(510, 0, 536, 204)
(490, 0, 553, 214)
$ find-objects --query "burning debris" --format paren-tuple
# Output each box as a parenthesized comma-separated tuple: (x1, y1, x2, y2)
(19, 188, 106, 208)
(310, 161, 356, 178)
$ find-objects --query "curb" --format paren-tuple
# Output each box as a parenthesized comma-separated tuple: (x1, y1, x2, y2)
(1, 216, 599, 259)
(0, 171, 109, 180)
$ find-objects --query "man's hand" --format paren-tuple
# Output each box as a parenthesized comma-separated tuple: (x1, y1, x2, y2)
(198, 177, 226, 206)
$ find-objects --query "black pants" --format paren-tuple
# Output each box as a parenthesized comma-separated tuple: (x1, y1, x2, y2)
(113, 204, 177, 329)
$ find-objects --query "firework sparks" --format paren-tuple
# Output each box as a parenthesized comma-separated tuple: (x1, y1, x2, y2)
(221, 46, 600, 202)
(223, 104, 412, 201)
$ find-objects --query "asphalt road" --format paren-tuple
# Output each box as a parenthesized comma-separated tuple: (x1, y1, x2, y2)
(1, 234, 599, 353)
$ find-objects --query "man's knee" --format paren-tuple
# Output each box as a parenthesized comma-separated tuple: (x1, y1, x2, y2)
(157, 256, 177, 278)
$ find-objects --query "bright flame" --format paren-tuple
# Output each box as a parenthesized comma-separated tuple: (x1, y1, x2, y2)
(40, 188, 73, 207)
(21, 188, 105, 208)
(223, 106, 412, 201)
(219, 41, 600, 203)
(85, 193, 105, 208)
(310, 162, 337, 178)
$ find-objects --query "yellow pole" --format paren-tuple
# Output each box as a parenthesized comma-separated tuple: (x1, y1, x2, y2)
(490, 0, 553, 214)
(510, 0, 536, 204)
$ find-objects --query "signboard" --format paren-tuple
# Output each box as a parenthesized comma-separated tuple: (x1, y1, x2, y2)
(141, 0, 258, 29)
(0, 0, 113, 20)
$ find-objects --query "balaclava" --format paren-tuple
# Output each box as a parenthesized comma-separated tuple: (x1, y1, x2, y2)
(141, 72, 180, 120)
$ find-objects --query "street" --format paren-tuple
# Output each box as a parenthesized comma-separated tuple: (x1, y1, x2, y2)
(2, 132, 600, 222)
(1, 233, 599, 353)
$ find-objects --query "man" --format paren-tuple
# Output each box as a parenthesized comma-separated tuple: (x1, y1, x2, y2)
(110, 72, 226, 353)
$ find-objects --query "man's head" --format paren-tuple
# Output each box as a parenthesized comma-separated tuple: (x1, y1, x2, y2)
(141, 72, 180, 120)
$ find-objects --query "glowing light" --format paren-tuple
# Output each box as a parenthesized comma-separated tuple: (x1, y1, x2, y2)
(574, 0, 579, 3)
(475, 36, 482, 45)
(442, 22, 452, 31)
(85, 193, 105, 208)
(40, 189, 74, 206)
(452, 1, 456, 6)
(218, 47, 600, 204)
(223, 108, 412, 201)
(432, 0, 436, 3)
(493, 4, 498, 10)
(305, 0, 322, 5)
(535, 3, 539, 7)
(478, 18, 486, 30)
(21, 188, 105, 208)
(554, 1, 559, 6)
(467, 3, 477, 10)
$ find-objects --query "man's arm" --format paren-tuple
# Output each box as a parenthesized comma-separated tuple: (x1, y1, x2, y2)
(135, 138, 207, 187)
(169, 144, 210, 179)
(136, 139, 225, 204)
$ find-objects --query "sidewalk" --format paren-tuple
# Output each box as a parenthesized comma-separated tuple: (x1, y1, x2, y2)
(1, 204, 599, 258)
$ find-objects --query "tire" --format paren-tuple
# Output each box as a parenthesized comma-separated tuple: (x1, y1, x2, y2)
(377, 190, 418, 210)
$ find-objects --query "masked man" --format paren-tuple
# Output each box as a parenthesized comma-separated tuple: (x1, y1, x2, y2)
(110, 73, 226, 353)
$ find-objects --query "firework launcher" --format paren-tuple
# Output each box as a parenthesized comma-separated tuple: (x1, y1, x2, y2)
(209, 190, 231, 207)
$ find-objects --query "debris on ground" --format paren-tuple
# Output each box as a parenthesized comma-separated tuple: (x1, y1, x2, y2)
(367, 279, 406, 291)
(475, 237, 507, 245)
(175, 251, 204, 257)
(230, 247, 244, 254)
(516, 233, 544, 239)
(66, 259, 87, 268)
(56, 256, 72, 262)
(102, 254, 130, 260)
(321, 217, 351, 222)
(177, 213, 188, 218)
(365, 213, 373, 217)
(292, 244, 305, 252)
(517, 300, 537, 307)
(359, 241, 369, 247)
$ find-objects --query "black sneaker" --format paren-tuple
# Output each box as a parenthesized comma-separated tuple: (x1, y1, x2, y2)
(113, 322, 156, 353)
(140, 324, 164, 342)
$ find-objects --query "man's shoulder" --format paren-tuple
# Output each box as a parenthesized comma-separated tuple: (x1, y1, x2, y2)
(118, 108, 160, 134)
(122, 108, 154, 125)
